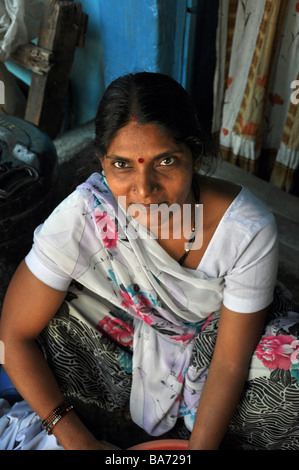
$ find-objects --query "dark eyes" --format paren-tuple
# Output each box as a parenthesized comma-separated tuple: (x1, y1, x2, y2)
(112, 156, 176, 169)
(160, 156, 176, 166)
(113, 161, 129, 169)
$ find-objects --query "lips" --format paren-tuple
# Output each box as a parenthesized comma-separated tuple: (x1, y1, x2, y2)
(129, 201, 168, 207)
(129, 202, 169, 213)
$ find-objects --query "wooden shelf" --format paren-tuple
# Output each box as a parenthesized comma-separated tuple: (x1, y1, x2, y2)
(10, 0, 88, 139)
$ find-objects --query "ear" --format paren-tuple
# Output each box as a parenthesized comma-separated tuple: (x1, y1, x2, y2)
(193, 158, 201, 173)
(97, 154, 105, 174)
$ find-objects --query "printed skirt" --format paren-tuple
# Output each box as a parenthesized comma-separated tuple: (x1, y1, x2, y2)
(37, 282, 299, 450)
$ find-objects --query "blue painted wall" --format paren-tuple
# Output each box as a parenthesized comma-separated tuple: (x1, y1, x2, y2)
(70, 0, 160, 126)
(70, 0, 197, 127)
(6, 0, 197, 128)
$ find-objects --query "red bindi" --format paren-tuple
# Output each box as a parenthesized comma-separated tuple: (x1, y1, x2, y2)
(138, 158, 144, 163)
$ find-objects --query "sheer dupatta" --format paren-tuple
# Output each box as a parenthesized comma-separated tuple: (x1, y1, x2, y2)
(77, 173, 224, 434)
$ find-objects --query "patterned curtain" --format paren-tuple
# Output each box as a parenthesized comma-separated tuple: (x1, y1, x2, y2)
(212, 0, 299, 195)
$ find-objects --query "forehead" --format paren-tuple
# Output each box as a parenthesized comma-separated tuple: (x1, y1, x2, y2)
(107, 122, 181, 155)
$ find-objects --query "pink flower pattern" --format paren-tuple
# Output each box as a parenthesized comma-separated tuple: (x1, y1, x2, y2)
(170, 333, 196, 343)
(119, 290, 153, 325)
(255, 334, 299, 371)
(97, 316, 133, 347)
(95, 209, 118, 249)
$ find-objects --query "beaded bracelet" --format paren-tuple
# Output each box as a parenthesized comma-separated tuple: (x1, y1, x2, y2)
(42, 400, 74, 435)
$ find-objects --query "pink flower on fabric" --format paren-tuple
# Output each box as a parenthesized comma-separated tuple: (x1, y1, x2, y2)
(119, 290, 134, 306)
(255, 334, 299, 371)
(136, 293, 152, 308)
(178, 372, 184, 384)
(95, 210, 118, 249)
(97, 316, 133, 347)
(119, 290, 152, 325)
(170, 333, 195, 344)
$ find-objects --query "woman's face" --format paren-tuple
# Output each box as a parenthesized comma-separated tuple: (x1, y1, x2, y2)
(101, 121, 195, 234)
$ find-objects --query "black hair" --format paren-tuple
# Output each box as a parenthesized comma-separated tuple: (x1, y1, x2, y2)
(94, 72, 219, 173)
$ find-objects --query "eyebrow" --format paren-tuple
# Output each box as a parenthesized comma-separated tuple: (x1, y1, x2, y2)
(105, 149, 183, 162)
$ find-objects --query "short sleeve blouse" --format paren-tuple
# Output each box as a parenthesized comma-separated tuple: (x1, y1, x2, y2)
(192, 186, 278, 313)
(25, 181, 279, 315)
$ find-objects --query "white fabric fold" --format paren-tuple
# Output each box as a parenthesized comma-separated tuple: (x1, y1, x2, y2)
(0, 399, 63, 450)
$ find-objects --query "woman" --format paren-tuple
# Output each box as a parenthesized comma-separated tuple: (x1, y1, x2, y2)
(0, 72, 299, 450)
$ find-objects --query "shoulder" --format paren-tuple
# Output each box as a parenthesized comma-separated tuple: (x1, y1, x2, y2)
(46, 173, 106, 221)
(197, 175, 275, 233)
(36, 174, 106, 242)
(197, 176, 278, 275)
(42, 187, 91, 231)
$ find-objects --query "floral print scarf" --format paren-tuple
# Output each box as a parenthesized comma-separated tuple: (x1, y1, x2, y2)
(76, 173, 224, 435)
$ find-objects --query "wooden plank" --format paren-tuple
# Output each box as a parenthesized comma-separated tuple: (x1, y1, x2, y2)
(77, 12, 89, 48)
(10, 43, 54, 75)
(25, 0, 87, 139)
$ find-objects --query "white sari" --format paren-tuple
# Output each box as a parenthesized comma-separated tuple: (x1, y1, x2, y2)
(29, 173, 224, 435)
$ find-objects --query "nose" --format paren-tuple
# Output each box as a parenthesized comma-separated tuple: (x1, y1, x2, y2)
(133, 169, 158, 200)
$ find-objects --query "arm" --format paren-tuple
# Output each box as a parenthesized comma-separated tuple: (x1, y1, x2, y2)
(188, 304, 267, 450)
(0, 260, 119, 450)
